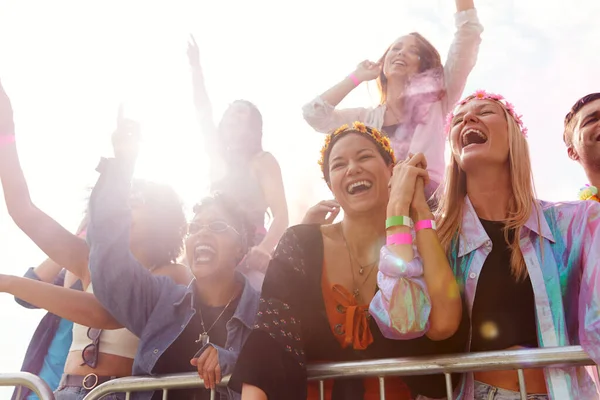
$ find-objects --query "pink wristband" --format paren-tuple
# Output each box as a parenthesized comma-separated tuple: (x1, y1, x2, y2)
(348, 73, 361, 87)
(386, 233, 413, 246)
(0, 135, 15, 147)
(415, 220, 437, 232)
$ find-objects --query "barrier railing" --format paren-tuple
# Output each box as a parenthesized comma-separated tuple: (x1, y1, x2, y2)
(0, 372, 55, 400)
(82, 346, 599, 400)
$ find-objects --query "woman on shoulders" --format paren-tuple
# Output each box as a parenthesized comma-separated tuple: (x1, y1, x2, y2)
(188, 37, 289, 287)
(302, 0, 482, 197)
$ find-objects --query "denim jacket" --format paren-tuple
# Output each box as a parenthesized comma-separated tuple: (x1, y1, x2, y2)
(87, 157, 260, 400)
(12, 268, 82, 399)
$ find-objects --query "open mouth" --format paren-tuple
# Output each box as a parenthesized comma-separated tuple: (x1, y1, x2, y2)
(392, 60, 407, 66)
(462, 128, 488, 148)
(346, 180, 373, 195)
(194, 244, 217, 264)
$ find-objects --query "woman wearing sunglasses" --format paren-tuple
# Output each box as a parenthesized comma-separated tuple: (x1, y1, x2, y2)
(0, 80, 192, 400)
(87, 153, 260, 400)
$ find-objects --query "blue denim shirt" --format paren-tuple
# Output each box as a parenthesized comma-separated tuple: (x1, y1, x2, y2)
(12, 268, 82, 400)
(87, 157, 260, 400)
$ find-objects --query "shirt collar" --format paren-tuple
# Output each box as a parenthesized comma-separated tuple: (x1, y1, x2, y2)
(457, 196, 555, 257)
(173, 271, 259, 330)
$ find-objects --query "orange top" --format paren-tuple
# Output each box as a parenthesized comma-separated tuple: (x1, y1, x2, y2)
(306, 264, 410, 400)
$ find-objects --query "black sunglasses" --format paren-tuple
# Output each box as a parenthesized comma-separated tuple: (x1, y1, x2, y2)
(80, 328, 102, 368)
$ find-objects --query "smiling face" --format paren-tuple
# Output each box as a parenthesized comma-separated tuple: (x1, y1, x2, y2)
(326, 133, 393, 215)
(567, 98, 600, 172)
(185, 203, 244, 280)
(449, 99, 511, 173)
(382, 35, 421, 81)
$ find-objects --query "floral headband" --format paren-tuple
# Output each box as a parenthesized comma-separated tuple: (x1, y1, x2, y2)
(444, 89, 528, 137)
(318, 121, 396, 174)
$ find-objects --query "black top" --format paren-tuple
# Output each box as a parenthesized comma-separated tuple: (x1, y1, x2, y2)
(152, 297, 239, 400)
(470, 219, 538, 352)
(229, 224, 470, 400)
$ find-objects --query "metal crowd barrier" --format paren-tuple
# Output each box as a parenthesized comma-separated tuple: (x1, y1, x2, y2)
(79, 346, 597, 400)
(0, 372, 55, 400)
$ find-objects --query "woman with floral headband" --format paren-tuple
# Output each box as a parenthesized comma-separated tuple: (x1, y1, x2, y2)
(374, 90, 600, 399)
(187, 36, 289, 288)
(229, 121, 469, 400)
(302, 0, 482, 198)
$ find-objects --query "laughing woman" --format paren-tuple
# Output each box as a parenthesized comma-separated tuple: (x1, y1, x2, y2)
(302, 0, 483, 198)
(229, 122, 469, 400)
(87, 121, 259, 399)
(375, 90, 600, 399)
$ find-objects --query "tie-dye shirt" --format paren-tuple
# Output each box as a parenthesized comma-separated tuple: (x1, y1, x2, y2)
(441, 197, 600, 400)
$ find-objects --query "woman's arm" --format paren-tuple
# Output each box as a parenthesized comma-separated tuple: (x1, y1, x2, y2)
(0, 81, 90, 282)
(1, 274, 122, 329)
(301, 61, 379, 133)
(254, 152, 288, 253)
(442, 0, 483, 112)
(411, 178, 461, 340)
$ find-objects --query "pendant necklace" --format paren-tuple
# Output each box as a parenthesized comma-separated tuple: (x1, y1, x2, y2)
(339, 224, 378, 298)
(195, 292, 237, 346)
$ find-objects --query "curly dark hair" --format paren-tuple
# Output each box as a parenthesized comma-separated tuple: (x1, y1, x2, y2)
(130, 179, 187, 267)
(192, 192, 255, 255)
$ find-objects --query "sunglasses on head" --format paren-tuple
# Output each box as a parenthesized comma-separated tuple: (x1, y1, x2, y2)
(188, 220, 240, 236)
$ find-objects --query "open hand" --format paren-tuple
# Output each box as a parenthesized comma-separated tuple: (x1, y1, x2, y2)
(0, 79, 15, 137)
(190, 346, 221, 390)
(302, 200, 340, 225)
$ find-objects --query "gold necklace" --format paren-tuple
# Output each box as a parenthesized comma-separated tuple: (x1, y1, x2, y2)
(195, 292, 238, 346)
(339, 224, 379, 298)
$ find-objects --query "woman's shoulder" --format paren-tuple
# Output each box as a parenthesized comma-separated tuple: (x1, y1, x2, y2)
(271, 224, 323, 273)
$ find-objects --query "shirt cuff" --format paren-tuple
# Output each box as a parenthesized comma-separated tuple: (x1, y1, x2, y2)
(455, 8, 480, 26)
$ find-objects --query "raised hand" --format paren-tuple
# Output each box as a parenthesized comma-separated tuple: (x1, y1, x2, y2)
(387, 153, 430, 217)
(0, 79, 15, 137)
(187, 34, 201, 67)
(352, 60, 382, 83)
(302, 200, 341, 225)
(111, 104, 141, 161)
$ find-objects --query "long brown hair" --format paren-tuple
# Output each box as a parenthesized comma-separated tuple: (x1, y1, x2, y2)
(376, 32, 443, 105)
(435, 102, 538, 281)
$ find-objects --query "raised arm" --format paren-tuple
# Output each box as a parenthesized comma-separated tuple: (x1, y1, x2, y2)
(301, 61, 379, 133)
(188, 36, 218, 145)
(87, 116, 168, 336)
(442, 0, 483, 113)
(1, 274, 121, 329)
(0, 79, 90, 282)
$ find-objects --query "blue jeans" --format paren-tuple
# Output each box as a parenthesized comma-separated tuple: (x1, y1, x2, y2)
(54, 386, 121, 400)
(474, 381, 548, 400)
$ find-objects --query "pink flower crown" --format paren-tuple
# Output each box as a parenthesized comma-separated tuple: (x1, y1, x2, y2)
(444, 90, 528, 137)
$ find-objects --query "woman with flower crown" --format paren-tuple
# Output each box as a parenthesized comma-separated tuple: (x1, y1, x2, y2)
(373, 90, 600, 399)
(302, 0, 482, 199)
(228, 121, 469, 400)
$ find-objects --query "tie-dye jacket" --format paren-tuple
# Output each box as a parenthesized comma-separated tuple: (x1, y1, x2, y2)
(439, 197, 600, 400)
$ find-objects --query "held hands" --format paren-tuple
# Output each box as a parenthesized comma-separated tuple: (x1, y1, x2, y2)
(353, 60, 381, 83)
(387, 153, 430, 217)
(0, 79, 15, 137)
(302, 200, 340, 225)
(190, 346, 221, 390)
(187, 34, 200, 67)
(111, 104, 141, 161)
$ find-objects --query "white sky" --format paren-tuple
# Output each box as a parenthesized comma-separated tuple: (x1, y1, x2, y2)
(0, 0, 598, 396)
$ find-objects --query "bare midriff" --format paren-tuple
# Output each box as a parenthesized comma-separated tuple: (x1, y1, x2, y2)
(474, 346, 547, 394)
(63, 351, 134, 378)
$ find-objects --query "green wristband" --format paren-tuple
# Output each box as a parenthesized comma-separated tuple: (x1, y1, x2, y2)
(385, 215, 413, 230)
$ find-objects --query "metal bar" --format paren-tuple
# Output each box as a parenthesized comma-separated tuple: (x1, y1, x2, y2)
(162, 388, 168, 400)
(319, 380, 324, 400)
(125, 391, 131, 400)
(0, 372, 55, 400)
(378, 376, 385, 400)
(210, 388, 215, 400)
(517, 369, 527, 400)
(444, 373, 453, 400)
(82, 346, 596, 400)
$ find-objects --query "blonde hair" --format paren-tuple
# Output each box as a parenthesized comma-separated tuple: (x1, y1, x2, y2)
(435, 103, 538, 281)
